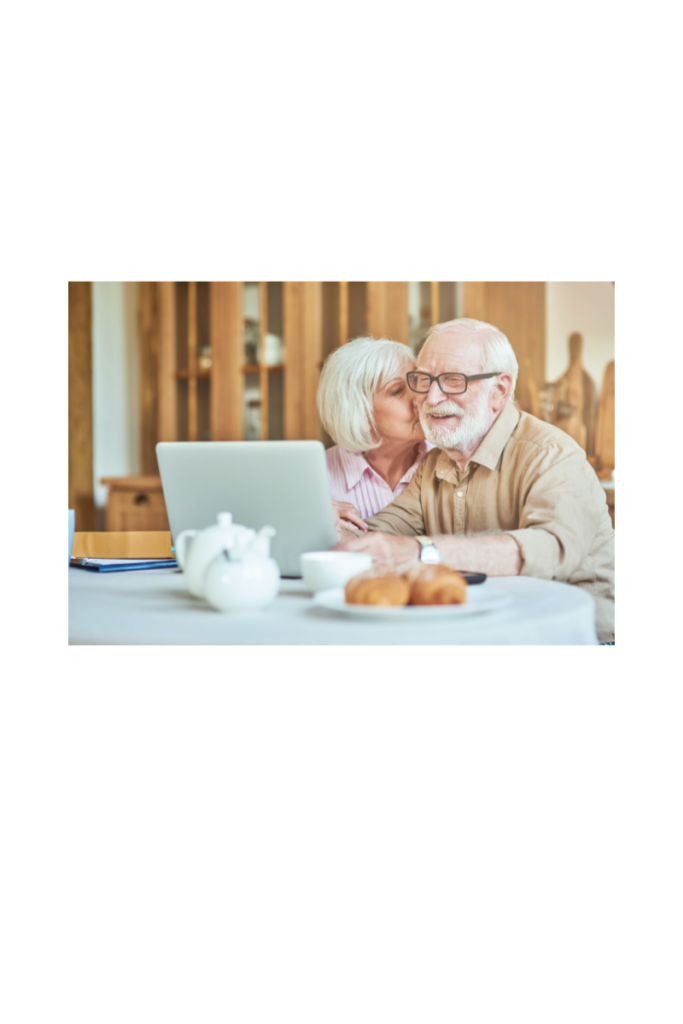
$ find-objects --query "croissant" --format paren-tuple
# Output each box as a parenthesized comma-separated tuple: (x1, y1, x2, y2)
(406, 564, 467, 606)
(345, 569, 411, 606)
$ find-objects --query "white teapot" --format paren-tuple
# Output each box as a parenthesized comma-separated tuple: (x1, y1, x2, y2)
(175, 512, 268, 600)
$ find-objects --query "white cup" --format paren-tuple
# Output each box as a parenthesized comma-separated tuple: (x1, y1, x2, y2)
(300, 551, 372, 593)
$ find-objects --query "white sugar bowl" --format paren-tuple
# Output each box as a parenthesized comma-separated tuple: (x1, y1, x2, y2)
(203, 546, 280, 613)
(175, 512, 257, 599)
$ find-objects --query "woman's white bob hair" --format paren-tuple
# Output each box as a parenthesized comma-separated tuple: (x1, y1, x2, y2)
(317, 336, 416, 454)
(418, 318, 519, 398)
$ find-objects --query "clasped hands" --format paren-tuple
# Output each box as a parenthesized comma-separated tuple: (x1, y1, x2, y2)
(331, 500, 421, 568)
(334, 527, 421, 570)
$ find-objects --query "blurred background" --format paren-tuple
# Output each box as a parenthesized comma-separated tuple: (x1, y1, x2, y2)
(68, 281, 615, 532)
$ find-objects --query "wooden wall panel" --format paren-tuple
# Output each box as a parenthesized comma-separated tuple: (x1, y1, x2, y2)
(138, 282, 159, 474)
(348, 282, 367, 340)
(365, 281, 383, 338)
(339, 281, 349, 345)
(187, 282, 198, 441)
(283, 282, 323, 439)
(430, 282, 440, 326)
(438, 282, 457, 323)
(68, 282, 95, 529)
(462, 282, 546, 414)
(157, 282, 177, 441)
(366, 282, 409, 344)
(210, 282, 244, 440)
(322, 281, 340, 358)
(461, 281, 487, 322)
(385, 282, 408, 344)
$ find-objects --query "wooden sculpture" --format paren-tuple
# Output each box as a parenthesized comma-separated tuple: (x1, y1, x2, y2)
(521, 357, 542, 419)
(553, 332, 597, 455)
(591, 360, 615, 479)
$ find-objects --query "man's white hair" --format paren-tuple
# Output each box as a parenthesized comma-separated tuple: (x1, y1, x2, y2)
(418, 318, 519, 398)
(317, 336, 415, 454)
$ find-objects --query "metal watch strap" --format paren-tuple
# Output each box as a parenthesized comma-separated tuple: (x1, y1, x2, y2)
(416, 535, 441, 564)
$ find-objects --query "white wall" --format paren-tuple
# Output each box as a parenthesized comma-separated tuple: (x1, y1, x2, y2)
(546, 282, 614, 397)
(92, 282, 140, 507)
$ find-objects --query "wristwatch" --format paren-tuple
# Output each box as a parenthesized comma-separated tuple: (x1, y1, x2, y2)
(416, 535, 441, 564)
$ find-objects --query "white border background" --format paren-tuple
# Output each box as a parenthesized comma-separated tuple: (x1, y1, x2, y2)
(3, 2, 680, 1021)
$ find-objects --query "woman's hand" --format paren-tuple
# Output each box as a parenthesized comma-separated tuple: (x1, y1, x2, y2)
(332, 500, 368, 540)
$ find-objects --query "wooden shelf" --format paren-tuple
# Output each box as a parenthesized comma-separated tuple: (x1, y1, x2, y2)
(100, 475, 163, 491)
(175, 366, 285, 378)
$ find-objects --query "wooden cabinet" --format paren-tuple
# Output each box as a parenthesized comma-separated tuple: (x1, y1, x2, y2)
(101, 476, 170, 532)
(142, 282, 294, 458)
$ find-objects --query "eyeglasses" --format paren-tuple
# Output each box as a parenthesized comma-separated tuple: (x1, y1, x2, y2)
(406, 371, 500, 395)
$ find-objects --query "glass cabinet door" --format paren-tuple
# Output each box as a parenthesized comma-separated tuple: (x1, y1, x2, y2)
(243, 282, 261, 439)
(408, 282, 458, 355)
(266, 282, 284, 440)
(171, 282, 212, 441)
(243, 282, 284, 440)
(408, 282, 433, 355)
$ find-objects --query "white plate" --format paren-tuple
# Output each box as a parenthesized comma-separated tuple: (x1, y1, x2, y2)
(313, 585, 512, 621)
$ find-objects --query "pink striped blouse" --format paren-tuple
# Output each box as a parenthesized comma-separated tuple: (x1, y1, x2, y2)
(325, 442, 432, 520)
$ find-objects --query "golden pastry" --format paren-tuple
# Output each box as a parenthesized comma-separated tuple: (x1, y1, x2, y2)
(407, 564, 467, 605)
(345, 569, 411, 606)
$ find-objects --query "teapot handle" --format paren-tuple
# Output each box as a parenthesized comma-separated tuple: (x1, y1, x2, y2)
(175, 529, 197, 571)
(251, 525, 276, 556)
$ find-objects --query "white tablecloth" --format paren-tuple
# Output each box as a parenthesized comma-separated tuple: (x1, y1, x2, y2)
(69, 568, 599, 645)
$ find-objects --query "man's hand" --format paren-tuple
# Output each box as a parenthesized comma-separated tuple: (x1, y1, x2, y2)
(333, 531, 421, 570)
(336, 531, 523, 576)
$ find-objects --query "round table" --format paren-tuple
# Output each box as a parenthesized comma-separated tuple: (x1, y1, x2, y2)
(69, 568, 599, 645)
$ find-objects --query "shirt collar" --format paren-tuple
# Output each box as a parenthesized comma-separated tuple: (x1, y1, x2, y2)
(434, 401, 520, 482)
(340, 440, 430, 491)
(470, 400, 520, 470)
(339, 448, 371, 490)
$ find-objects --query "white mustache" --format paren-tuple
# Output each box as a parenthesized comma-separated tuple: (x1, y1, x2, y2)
(424, 401, 464, 419)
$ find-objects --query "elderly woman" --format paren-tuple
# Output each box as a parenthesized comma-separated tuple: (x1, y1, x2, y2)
(317, 336, 431, 534)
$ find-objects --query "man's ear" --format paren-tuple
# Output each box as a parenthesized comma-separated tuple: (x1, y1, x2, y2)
(491, 372, 513, 411)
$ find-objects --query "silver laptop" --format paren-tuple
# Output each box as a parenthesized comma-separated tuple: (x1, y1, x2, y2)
(156, 440, 338, 577)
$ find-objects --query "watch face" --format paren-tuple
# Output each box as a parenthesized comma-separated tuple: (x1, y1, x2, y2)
(420, 545, 440, 564)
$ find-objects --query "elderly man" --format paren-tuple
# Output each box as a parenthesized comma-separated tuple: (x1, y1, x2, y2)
(335, 318, 615, 643)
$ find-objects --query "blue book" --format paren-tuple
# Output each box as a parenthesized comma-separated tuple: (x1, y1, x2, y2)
(71, 558, 178, 572)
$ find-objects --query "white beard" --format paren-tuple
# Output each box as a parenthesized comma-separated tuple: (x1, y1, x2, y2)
(419, 391, 494, 452)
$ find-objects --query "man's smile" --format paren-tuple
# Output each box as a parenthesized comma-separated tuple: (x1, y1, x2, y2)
(426, 409, 464, 422)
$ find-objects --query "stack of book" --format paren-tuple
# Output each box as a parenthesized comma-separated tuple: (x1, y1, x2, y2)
(70, 531, 177, 571)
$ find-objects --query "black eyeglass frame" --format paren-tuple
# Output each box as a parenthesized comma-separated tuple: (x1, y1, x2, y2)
(406, 370, 500, 395)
